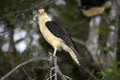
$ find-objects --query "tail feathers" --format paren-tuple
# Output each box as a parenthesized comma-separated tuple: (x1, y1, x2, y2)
(77, 60, 87, 75)
(69, 47, 87, 74)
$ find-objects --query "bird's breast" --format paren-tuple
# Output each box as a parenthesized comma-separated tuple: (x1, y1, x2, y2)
(39, 23, 62, 49)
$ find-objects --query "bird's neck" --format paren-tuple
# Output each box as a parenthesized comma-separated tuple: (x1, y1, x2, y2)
(39, 13, 52, 23)
(38, 13, 52, 30)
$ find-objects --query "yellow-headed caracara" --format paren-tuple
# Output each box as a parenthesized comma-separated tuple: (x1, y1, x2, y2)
(38, 9, 86, 73)
(80, 0, 111, 17)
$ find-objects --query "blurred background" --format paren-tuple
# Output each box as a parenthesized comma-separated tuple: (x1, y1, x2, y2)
(0, 0, 120, 80)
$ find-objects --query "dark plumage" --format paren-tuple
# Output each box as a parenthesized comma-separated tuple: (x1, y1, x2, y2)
(46, 21, 87, 73)
(81, 0, 108, 10)
(80, 0, 111, 17)
(38, 9, 87, 74)
(46, 21, 75, 49)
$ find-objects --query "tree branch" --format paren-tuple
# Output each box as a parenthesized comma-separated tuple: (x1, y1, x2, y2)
(0, 56, 50, 80)
(72, 37, 86, 46)
(47, 54, 73, 80)
(0, 0, 54, 21)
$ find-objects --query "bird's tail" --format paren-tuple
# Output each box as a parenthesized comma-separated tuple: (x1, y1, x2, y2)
(69, 47, 87, 74)
(68, 47, 99, 79)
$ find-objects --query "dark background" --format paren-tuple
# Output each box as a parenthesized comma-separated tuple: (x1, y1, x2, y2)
(0, 0, 120, 80)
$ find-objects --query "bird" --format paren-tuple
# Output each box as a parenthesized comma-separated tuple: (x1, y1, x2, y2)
(80, 0, 111, 17)
(38, 9, 87, 73)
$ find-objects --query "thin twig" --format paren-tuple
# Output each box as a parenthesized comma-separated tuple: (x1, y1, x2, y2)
(86, 69, 100, 80)
(22, 67, 33, 80)
(48, 55, 73, 80)
(0, 57, 49, 80)
(57, 66, 73, 80)
(47, 74, 56, 80)
(54, 56, 58, 80)
(72, 37, 86, 45)
(0, 0, 54, 20)
(50, 67, 55, 80)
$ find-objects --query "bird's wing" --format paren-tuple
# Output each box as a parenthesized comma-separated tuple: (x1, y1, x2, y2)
(45, 21, 75, 49)
(46, 21, 87, 73)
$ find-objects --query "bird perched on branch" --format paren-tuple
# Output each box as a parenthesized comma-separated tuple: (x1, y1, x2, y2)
(80, 0, 111, 17)
(38, 9, 87, 73)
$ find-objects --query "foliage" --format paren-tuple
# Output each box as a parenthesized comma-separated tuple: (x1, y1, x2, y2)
(0, 0, 120, 80)
(100, 62, 120, 80)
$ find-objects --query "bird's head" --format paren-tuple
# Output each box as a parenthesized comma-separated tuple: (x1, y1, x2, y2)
(38, 9, 45, 15)
(38, 9, 52, 21)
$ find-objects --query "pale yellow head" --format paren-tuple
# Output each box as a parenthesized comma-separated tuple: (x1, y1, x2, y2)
(38, 9, 52, 21)
(38, 9, 45, 15)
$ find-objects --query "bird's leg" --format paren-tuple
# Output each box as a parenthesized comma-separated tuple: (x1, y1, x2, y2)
(53, 48, 57, 56)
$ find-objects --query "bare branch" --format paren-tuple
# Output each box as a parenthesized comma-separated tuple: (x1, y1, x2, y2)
(0, 56, 50, 80)
(0, 0, 54, 21)
(47, 54, 73, 80)
(72, 37, 86, 45)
